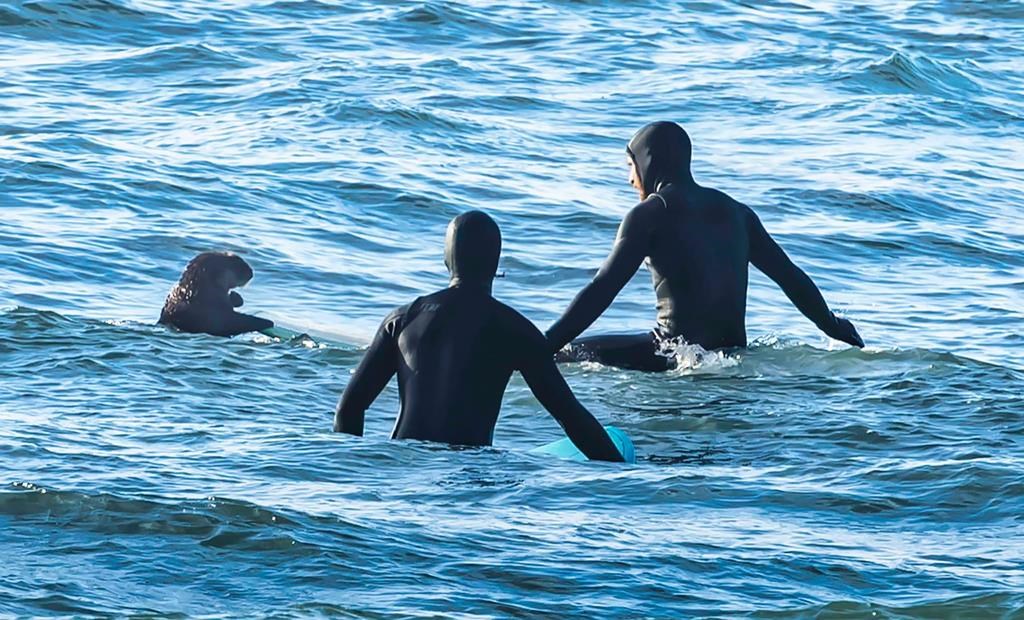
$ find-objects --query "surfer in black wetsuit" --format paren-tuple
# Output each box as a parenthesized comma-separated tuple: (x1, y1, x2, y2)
(547, 121, 864, 371)
(334, 211, 623, 462)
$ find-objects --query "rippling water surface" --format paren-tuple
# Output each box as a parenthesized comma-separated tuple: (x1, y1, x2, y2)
(2, 1, 1023, 617)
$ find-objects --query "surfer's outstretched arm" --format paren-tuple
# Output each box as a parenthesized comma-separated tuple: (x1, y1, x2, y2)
(545, 203, 652, 352)
(516, 326, 623, 462)
(334, 310, 401, 435)
(746, 207, 864, 347)
(521, 360, 624, 462)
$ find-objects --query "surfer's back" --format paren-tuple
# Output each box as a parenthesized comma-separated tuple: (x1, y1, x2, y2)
(647, 184, 752, 349)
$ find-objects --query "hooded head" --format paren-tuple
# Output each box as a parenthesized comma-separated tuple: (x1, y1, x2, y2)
(626, 121, 693, 198)
(444, 210, 501, 288)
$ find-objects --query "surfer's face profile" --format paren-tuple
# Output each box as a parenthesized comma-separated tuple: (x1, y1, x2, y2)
(627, 155, 645, 200)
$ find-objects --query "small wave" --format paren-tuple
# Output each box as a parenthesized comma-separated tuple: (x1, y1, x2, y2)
(376, 2, 525, 43)
(321, 97, 485, 136)
(0, 5, 32, 27)
(397, 2, 455, 26)
(0, 305, 358, 357)
(755, 592, 1024, 618)
(765, 187, 950, 224)
(260, 0, 348, 16)
(20, 0, 146, 20)
(1, 0, 194, 44)
(252, 329, 325, 349)
(569, 334, 1017, 380)
(394, 2, 506, 31)
(843, 50, 984, 98)
(738, 341, 989, 378)
(0, 305, 75, 329)
(55, 42, 251, 78)
(932, 3, 1024, 20)
(421, 93, 557, 114)
(2, 482, 299, 535)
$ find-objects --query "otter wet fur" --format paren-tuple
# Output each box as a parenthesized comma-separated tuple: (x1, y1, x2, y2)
(159, 252, 275, 337)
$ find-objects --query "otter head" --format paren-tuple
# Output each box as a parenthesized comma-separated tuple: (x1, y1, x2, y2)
(210, 253, 253, 291)
(178, 252, 255, 298)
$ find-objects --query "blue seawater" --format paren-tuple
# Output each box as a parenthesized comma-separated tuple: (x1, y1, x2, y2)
(2, 1, 1023, 617)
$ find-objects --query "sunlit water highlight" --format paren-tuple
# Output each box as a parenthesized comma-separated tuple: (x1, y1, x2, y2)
(2, 1, 1023, 617)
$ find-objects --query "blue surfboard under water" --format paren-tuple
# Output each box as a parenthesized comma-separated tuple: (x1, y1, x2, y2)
(531, 425, 636, 463)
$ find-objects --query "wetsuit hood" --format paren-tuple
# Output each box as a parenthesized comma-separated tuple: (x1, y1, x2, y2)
(444, 210, 501, 287)
(627, 121, 693, 195)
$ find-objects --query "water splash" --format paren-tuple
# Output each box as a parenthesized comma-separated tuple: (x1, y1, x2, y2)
(656, 336, 742, 375)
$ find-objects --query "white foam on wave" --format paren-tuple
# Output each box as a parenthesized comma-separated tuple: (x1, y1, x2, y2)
(251, 331, 324, 349)
(656, 336, 742, 375)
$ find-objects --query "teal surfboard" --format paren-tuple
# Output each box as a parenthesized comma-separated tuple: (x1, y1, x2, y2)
(530, 425, 636, 463)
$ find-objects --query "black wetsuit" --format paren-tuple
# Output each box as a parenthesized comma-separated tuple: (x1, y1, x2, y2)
(547, 121, 863, 371)
(334, 211, 623, 462)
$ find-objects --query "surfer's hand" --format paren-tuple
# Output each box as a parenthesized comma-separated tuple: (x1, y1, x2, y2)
(229, 291, 244, 308)
(830, 314, 864, 348)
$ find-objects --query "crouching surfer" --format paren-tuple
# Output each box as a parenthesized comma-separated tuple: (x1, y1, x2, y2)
(547, 121, 864, 371)
(334, 211, 623, 462)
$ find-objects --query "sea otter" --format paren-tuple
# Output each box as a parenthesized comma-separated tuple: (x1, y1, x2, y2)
(159, 252, 274, 337)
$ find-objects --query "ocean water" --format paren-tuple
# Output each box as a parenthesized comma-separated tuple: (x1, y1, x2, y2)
(2, 0, 1023, 616)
